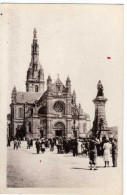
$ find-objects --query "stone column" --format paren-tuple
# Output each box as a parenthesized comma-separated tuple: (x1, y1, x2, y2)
(47, 119, 52, 138)
(66, 119, 72, 138)
(32, 117, 40, 139)
(78, 120, 86, 138)
(66, 97, 71, 115)
(46, 94, 53, 138)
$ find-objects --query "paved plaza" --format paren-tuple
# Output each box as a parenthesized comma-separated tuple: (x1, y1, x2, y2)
(7, 141, 119, 188)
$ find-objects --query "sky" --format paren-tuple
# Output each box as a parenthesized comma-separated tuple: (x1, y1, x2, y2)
(2, 4, 123, 130)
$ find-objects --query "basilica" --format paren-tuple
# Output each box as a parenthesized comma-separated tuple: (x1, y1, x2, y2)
(9, 29, 90, 140)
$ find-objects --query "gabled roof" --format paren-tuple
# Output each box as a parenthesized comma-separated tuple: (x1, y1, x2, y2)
(51, 77, 66, 93)
(16, 92, 42, 104)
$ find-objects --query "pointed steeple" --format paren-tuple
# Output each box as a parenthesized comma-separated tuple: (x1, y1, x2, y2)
(11, 86, 17, 103)
(47, 74, 52, 84)
(26, 29, 45, 93)
(47, 74, 52, 92)
(12, 86, 17, 93)
(39, 66, 44, 81)
(72, 90, 76, 105)
(31, 28, 39, 69)
(66, 76, 71, 93)
(33, 28, 37, 39)
(66, 76, 71, 85)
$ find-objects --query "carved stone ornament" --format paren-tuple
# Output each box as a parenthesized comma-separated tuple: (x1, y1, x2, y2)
(54, 101, 64, 112)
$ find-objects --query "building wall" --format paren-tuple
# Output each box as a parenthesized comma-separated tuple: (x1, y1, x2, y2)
(36, 95, 89, 138)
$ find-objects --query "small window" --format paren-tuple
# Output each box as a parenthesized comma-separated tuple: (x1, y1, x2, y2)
(35, 85, 38, 92)
(18, 108, 23, 118)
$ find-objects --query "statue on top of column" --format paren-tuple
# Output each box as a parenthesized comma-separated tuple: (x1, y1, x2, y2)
(97, 80, 104, 97)
(33, 28, 37, 39)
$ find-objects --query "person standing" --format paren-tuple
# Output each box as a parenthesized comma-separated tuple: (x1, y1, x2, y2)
(18, 139, 21, 148)
(27, 138, 31, 149)
(89, 137, 99, 170)
(41, 139, 46, 153)
(112, 138, 118, 167)
(30, 138, 33, 147)
(35, 139, 40, 154)
(14, 139, 18, 150)
(72, 139, 78, 157)
(50, 139, 54, 152)
(77, 139, 82, 155)
(7, 137, 11, 147)
(103, 139, 112, 167)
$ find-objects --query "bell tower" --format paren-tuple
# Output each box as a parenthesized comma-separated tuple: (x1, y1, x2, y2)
(26, 28, 45, 93)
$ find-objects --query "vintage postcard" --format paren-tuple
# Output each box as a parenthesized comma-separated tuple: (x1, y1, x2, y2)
(0, 3, 123, 195)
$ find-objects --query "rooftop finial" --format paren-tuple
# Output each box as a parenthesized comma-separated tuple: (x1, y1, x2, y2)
(33, 28, 37, 39)
(12, 85, 17, 93)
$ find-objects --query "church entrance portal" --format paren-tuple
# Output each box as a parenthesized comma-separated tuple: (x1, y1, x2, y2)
(54, 122, 65, 137)
(56, 130, 62, 137)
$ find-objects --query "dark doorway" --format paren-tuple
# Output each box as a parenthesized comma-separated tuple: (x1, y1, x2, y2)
(56, 130, 62, 137)
(54, 122, 65, 137)
(40, 130, 43, 138)
(73, 130, 77, 138)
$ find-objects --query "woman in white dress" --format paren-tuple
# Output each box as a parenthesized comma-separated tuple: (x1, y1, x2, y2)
(78, 140, 82, 155)
(103, 139, 112, 167)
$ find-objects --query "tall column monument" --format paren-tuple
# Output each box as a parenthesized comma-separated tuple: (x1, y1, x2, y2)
(92, 80, 108, 139)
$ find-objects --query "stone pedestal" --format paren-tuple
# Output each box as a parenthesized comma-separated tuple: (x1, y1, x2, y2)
(93, 95, 108, 138)
(93, 96, 108, 128)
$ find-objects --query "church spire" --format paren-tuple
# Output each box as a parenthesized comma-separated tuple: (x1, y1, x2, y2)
(11, 86, 17, 103)
(33, 28, 37, 39)
(26, 29, 45, 93)
(31, 28, 39, 66)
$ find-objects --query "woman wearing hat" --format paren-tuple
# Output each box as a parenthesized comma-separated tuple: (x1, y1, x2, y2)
(103, 138, 112, 167)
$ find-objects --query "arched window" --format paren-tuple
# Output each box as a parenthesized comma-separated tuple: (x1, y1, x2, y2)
(18, 108, 23, 118)
(35, 85, 38, 92)
(54, 122, 65, 130)
(38, 106, 47, 114)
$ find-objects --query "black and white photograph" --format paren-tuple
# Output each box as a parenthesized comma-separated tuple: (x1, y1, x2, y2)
(0, 3, 123, 195)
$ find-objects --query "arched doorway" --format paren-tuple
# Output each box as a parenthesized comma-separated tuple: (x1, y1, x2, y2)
(54, 122, 65, 137)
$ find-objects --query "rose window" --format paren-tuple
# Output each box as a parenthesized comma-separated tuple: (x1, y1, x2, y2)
(54, 102, 64, 112)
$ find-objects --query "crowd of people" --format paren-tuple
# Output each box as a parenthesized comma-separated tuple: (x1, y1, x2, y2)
(34, 137, 90, 157)
(7, 135, 118, 170)
(88, 136, 118, 170)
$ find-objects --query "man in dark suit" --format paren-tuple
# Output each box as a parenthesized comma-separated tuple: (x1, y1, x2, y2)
(35, 139, 40, 154)
(72, 139, 78, 157)
(112, 138, 118, 167)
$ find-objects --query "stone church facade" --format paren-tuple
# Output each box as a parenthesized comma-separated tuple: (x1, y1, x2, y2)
(9, 29, 90, 140)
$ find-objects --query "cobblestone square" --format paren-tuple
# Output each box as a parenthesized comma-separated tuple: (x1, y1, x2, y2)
(7, 141, 120, 189)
